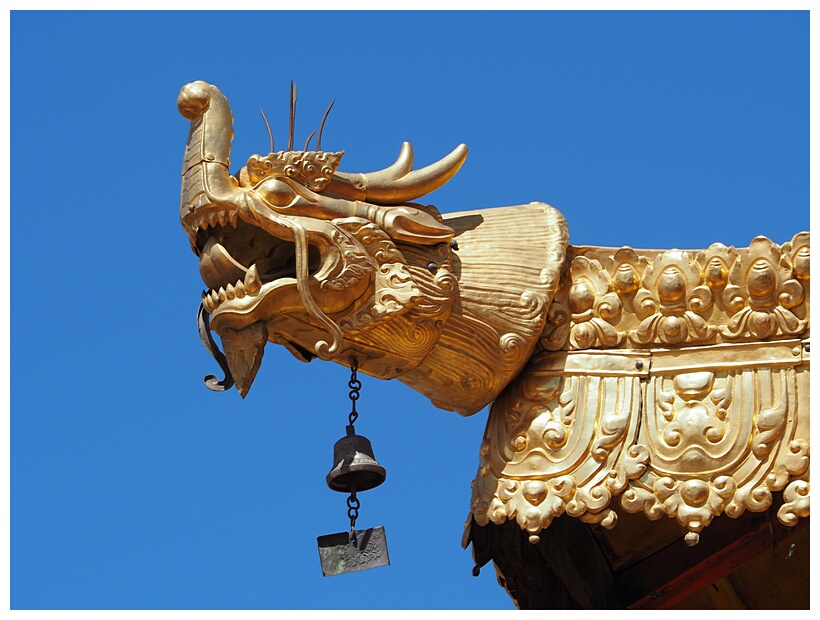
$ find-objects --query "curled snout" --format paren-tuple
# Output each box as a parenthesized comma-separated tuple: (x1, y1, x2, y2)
(177, 81, 211, 120)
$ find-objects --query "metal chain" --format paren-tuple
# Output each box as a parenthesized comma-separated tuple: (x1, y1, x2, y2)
(346, 358, 362, 543)
(347, 489, 360, 542)
(348, 358, 361, 427)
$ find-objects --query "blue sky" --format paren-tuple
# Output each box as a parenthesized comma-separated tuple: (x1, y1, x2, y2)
(9, 10, 809, 610)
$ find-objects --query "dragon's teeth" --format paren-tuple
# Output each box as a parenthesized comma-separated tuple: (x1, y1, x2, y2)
(203, 289, 217, 313)
(218, 212, 227, 227)
(209, 213, 219, 227)
(244, 264, 261, 294)
(229, 212, 238, 227)
(203, 279, 247, 310)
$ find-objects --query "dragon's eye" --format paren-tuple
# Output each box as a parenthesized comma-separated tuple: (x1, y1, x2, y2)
(256, 178, 297, 208)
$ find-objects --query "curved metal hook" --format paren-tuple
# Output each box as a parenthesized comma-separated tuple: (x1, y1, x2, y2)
(197, 300, 234, 392)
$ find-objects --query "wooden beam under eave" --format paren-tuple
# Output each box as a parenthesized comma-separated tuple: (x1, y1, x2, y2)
(617, 511, 809, 609)
(533, 515, 617, 609)
(465, 517, 616, 609)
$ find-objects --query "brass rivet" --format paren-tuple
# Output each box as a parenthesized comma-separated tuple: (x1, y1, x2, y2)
(636, 360, 644, 370)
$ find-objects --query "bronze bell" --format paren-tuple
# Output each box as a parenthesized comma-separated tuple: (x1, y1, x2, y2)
(326, 425, 386, 493)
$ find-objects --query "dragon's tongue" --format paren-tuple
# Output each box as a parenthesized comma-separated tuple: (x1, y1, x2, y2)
(199, 237, 248, 291)
(218, 321, 268, 398)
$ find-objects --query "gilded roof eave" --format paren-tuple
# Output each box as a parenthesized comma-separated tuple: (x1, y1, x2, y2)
(468, 234, 810, 546)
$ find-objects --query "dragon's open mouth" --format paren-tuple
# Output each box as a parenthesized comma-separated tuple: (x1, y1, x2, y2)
(190, 210, 323, 313)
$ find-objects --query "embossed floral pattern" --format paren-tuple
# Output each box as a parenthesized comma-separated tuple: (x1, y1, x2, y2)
(540, 233, 809, 351)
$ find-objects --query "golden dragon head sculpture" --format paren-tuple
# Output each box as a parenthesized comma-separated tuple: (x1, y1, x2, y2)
(178, 80, 568, 412)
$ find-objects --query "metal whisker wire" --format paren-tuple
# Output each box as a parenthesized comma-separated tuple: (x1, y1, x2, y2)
(262, 82, 335, 153)
(288, 81, 297, 151)
(260, 108, 274, 153)
(303, 130, 316, 152)
(317, 99, 335, 151)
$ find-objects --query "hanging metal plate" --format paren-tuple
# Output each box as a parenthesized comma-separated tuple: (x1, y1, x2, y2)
(317, 526, 390, 576)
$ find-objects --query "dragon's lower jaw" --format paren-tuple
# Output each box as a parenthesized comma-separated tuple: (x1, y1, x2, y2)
(202, 268, 373, 398)
(200, 261, 263, 314)
(207, 273, 371, 332)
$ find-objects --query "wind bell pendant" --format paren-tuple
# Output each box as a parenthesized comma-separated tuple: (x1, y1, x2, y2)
(317, 359, 390, 577)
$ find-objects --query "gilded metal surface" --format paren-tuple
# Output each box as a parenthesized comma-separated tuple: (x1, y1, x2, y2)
(471, 349, 649, 534)
(178, 82, 809, 543)
(542, 236, 810, 350)
(471, 235, 810, 542)
(178, 81, 566, 412)
(471, 339, 809, 542)
(623, 341, 809, 544)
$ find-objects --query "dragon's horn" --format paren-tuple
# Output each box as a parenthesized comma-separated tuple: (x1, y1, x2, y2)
(326, 142, 468, 205)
